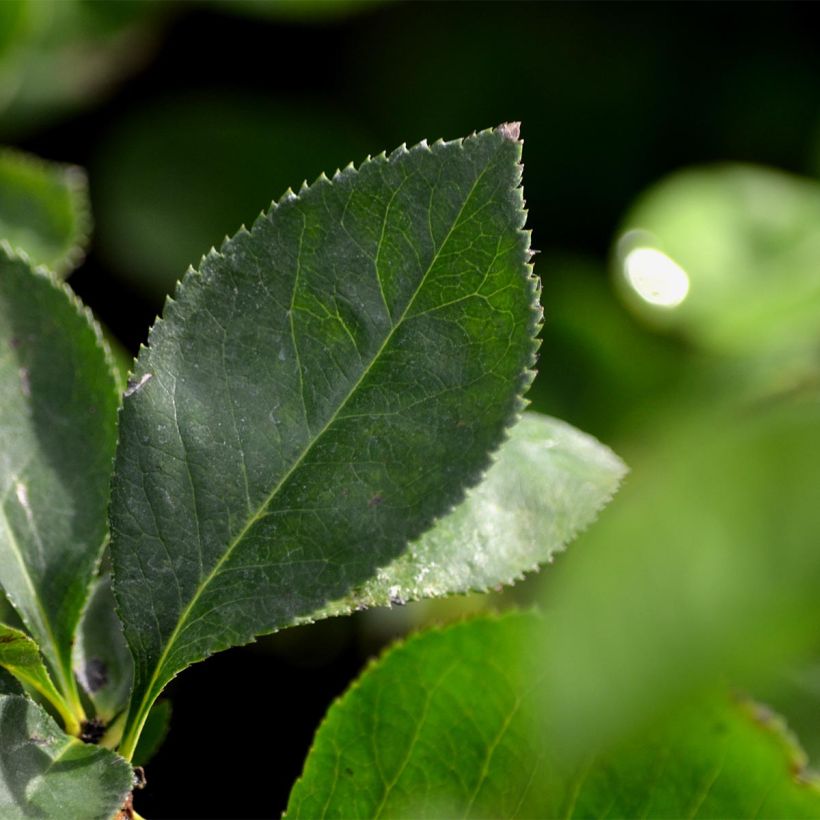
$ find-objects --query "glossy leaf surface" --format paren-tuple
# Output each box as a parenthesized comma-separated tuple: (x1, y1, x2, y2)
(0, 694, 132, 820)
(310, 413, 625, 618)
(0, 149, 90, 275)
(0, 247, 120, 722)
(111, 124, 539, 757)
(287, 613, 820, 818)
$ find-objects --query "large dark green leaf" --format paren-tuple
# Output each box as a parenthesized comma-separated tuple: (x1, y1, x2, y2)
(0, 694, 132, 819)
(0, 246, 120, 729)
(0, 148, 90, 276)
(286, 613, 820, 818)
(308, 412, 625, 619)
(110, 124, 539, 758)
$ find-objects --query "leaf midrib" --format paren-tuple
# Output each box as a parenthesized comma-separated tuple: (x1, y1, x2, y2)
(125, 147, 503, 748)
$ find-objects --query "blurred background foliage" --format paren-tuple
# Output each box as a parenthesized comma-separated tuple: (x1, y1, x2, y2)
(3, 1, 820, 817)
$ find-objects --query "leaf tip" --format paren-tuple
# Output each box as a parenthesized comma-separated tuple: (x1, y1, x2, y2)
(497, 122, 521, 141)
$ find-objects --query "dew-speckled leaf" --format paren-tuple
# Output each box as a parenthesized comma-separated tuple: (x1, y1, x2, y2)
(0, 149, 90, 276)
(0, 694, 133, 820)
(286, 613, 820, 819)
(110, 124, 539, 758)
(310, 413, 625, 618)
(74, 574, 133, 722)
(0, 246, 120, 725)
(0, 624, 78, 733)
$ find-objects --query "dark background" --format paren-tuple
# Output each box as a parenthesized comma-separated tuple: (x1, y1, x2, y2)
(7, 2, 820, 816)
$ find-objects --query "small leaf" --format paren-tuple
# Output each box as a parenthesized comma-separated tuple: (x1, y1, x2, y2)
(310, 413, 625, 618)
(0, 624, 79, 736)
(0, 148, 91, 276)
(286, 613, 820, 818)
(0, 246, 120, 727)
(132, 700, 171, 768)
(0, 694, 133, 820)
(74, 574, 133, 723)
(111, 124, 539, 758)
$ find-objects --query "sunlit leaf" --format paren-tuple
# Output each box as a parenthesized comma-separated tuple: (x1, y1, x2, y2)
(309, 413, 625, 619)
(110, 124, 539, 759)
(0, 246, 120, 730)
(287, 613, 820, 818)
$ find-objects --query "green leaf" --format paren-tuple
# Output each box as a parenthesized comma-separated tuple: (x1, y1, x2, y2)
(286, 613, 820, 819)
(0, 246, 120, 729)
(0, 693, 133, 820)
(0, 148, 90, 276)
(74, 574, 133, 723)
(309, 412, 625, 619)
(132, 700, 171, 768)
(111, 124, 539, 759)
(614, 164, 820, 356)
(0, 624, 79, 736)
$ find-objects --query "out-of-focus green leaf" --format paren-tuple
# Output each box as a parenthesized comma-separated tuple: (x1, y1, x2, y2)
(309, 413, 625, 619)
(0, 1, 26, 59)
(539, 392, 820, 760)
(0, 246, 120, 730)
(614, 164, 820, 356)
(110, 124, 539, 760)
(74, 574, 133, 723)
(0, 148, 90, 275)
(756, 658, 820, 769)
(0, 0, 165, 139)
(132, 700, 171, 768)
(93, 93, 375, 300)
(286, 613, 820, 818)
(528, 255, 693, 441)
(207, 0, 384, 21)
(0, 624, 78, 735)
(0, 694, 133, 819)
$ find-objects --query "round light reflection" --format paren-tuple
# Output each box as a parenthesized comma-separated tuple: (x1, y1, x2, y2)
(623, 247, 690, 309)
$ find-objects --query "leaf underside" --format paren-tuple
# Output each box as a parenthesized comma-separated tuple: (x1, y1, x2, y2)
(0, 694, 132, 820)
(305, 412, 625, 619)
(110, 124, 540, 755)
(73, 574, 133, 722)
(0, 248, 120, 717)
(286, 613, 820, 819)
(0, 149, 91, 276)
